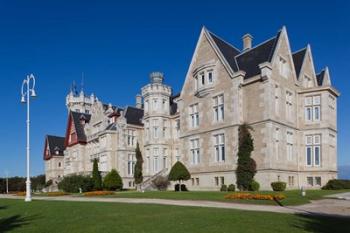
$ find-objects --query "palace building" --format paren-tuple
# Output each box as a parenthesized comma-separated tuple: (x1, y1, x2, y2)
(43, 26, 339, 190)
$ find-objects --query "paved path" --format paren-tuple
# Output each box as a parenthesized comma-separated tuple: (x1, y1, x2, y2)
(1, 194, 350, 217)
(326, 192, 350, 200)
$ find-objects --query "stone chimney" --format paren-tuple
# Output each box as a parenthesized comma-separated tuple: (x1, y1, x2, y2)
(136, 94, 142, 109)
(242, 34, 253, 50)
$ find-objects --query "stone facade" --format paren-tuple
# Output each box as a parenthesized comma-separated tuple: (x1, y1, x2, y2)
(44, 26, 339, 190)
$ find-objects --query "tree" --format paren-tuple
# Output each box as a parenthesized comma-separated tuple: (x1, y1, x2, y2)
(134, 142, 143, 185)
(103, 169, 123, 191)
(168, 161, 191, 192)
(58, 175, 93, 193)
(236, 124, 256, 191)
(92, 158, 102, 190)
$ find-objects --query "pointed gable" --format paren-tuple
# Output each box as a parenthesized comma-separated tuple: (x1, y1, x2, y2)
(65, 111, 91, 147)
(44, 135, 65, 160)
(316, 67, 331, 86)
(292, 48, 307, 78)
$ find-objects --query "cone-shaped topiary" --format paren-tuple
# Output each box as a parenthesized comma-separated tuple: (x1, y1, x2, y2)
(236, 124, 256, 191)
(168, 161, 191, 192)
(134, 142, 143, 184)
(103, 169, 123, 191)
(92, 158, 102, 191)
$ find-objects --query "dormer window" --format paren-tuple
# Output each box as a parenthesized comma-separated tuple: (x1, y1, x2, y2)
(305, 75, 313, 88)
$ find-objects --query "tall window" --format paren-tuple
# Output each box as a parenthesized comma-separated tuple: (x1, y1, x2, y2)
(175, 148, 180, 161)
(275, 85, 280, 116)
(127, 154, 136, 175)
(189, 104, 199, 128)
(214, 134, 225, 162)
(127, 129, 135, 146)
(285, 91, 293, 121)
(162, 148, 167, 169)
(279, 56, 288, 78)
(145, 100, 149, 113)
(153, 119, 159, 138)
(305, 96, 321, 122)
(153, 148, 159, 172)
(286, 131, 294, 161)
(190, 139, 200, 165)
(306, 135, 321, 166)
(213, 94, 224, 122)
(208, 71, 213, 84)
(274, 128, 280, 160)
(153, 99, 158, 111)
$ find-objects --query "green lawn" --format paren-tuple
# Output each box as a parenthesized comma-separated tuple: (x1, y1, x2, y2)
(109, 189, 348, 206)
(0, 199, 349, 233)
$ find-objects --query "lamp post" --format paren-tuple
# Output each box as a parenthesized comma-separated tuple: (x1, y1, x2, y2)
(21, 74, 37, 202)
(5, 170, 8, 194)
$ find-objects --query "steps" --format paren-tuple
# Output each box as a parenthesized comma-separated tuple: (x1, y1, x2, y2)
(139, 168, 168, 191)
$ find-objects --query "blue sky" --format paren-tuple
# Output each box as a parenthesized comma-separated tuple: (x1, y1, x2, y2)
(0, 0, 349, 177)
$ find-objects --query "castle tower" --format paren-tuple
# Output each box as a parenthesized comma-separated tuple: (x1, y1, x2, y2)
(66, 81, 94, 114)
(141, 72, 172, 176)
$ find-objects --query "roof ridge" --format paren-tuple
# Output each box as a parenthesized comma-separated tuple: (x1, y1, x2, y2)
(207, 29, 241, 53)
(292, 46, 308, 55)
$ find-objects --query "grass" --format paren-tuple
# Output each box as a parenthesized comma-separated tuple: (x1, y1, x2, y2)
(0, 198, 349, 233)
(108, 189, 349, 206)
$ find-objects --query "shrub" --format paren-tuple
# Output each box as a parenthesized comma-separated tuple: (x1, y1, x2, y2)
(236, 124, 256, 191)
(271, 181, 287, 191)
(322, 179, 350, 190)
(103, 169, 123, 191)
(15, 191, 26, 196)
(220, 184, 228, 192)
(152, 176, 170, 191)
(249, 180, 260, 191)
(224, 193, 286, 201)
(168, 161, 191, 191)
(175, 184, 188, 192)
(84, 191, 114, 196)
(92, 159, 102, 191)
(134, 143, 143, 184)
(58, 175, 94, 193)
(228, 184, 236, 192)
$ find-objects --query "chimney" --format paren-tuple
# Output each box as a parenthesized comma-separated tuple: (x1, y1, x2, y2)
(136, 94, 142, 109)
(242, 34, 253, 50)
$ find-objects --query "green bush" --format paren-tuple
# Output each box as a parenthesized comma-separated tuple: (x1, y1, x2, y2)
(249, 180, 260, 191)
(322, 179, 350, 190)
(152, 176, 170, 191)
(103, 169, 123, 191)
(220, 184, 228, 192)
(228, 184, 236, 192)
(271, 181, 286, 191)
(175, 184, 188, 192)
(58, 175, 93, 193)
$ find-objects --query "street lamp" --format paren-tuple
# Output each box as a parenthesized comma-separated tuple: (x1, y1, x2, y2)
(21, 74, 37, 202)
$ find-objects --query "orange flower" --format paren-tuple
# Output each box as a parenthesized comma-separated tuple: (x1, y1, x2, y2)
(83, 191, 114, 196)
(224, 193, 286, 201)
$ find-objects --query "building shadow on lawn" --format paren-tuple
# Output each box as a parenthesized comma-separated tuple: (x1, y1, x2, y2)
(293, 213, 350, 233)
(0, 214, 38, 233)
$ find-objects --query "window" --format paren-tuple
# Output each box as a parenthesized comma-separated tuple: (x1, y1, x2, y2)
(208, 71, 213, 84)
(153, 119, 159, 138)
(190, 139, 200, 165)
(200, 72, 205, 86)
(275, 85, 280, 116)
(127, 130, 135, 146)
(275, 128, 280, 160)
(196, 178, 200, 185)
(175, 120, 180, 137)
(213, 95, 224, 122)
(85, 110, 90, 114)
(162, 148, 167, 169)
(191, 178, 195, 186)
(286, 131, 293, 161)
(153, 99, 158, 111)
(58, 162, 61, 168)
(220, 177, 225, 185)
(175, 148, 180, 161)
(286, 91, 293, 121)
(305, 135, 321, 166)
(162, 99, 166, 110)
(307, 177, 314, 186)
(189, 104, 199, 128)
(145, 100, 149, 112)
(315, 177, 322, 186)
(214, 177, 219, 186)
(304, 75, 313, 88)
(279, 56, 288, 78)
(127, 154, 136, 175)
(288, 176, 294, 187)
(153, 148, 159, 172)
(305, 96, 321, 122)
(214, 134, 225, 162)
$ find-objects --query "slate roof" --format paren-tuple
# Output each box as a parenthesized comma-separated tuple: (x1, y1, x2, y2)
(292, 48, 307, 78)
(207, 29, 281, 79)
(124, 106, 144, 126)
(316, 70, 325, 86)
(46, 135, 65, 156)
(70, 111, 91, 142)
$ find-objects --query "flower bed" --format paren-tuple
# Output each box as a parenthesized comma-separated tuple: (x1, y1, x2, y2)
(47, 192, 67, 196)
(224, 193, 286, 201)
(15, 192, 26, 196)
(83, 191, 114, 196)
